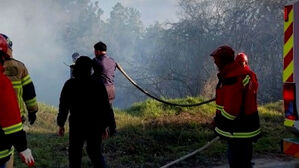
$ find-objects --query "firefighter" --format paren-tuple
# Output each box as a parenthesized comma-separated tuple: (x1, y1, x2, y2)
(235, 52, 258, 92)
(0, 35, 35, 168)
(57, 56, 116, 168)
(0, 33, 38, 125)
(210, 46, 260, 168)
(235, 52, 248, 67)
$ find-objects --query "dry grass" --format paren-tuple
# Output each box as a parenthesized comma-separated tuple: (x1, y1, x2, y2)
(13, 100, 295, 168)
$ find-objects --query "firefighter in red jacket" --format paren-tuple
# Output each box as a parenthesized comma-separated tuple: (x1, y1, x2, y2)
(0, 35, 34, 168)
(236, 52, 258, 93)
(210, 46, 260, 168)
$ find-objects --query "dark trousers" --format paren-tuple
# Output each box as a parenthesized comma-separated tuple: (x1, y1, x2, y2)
(69, 128, 106, 168)
(227, 139, 253, 168)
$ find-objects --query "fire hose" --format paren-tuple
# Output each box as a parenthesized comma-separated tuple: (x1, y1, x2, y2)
(116, 63, 219, 167)
(64, 61, 215, 107)
(160, 136, 220, 168)
(116, 63, 215, 107)
(65, 61, 218, 166)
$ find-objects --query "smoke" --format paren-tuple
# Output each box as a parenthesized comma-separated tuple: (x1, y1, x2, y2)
(0, 1, 70, 106)
(0, 0, 181, 108)
(98, 0, 179, 25)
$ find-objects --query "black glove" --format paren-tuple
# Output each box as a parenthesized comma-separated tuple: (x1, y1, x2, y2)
(28, 112, 37, 125)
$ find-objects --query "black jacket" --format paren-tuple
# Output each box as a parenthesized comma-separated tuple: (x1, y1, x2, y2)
(57, 77, 116, 134)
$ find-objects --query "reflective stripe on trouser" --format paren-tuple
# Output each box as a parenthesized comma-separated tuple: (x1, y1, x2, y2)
(216, 104, 236, 120)
(215, 127, 261, 138)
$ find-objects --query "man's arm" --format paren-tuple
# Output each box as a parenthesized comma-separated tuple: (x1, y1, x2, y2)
(57, 81, 71, 129)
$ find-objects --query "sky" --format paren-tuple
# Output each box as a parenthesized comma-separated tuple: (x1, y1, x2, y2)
(97, 0, 180, 25)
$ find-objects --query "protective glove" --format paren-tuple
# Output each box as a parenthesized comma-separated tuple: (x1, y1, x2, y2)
(19, 148, 35, 167)
(28, 112, 37, 125)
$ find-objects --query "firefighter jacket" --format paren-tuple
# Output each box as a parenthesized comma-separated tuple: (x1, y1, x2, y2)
(0, 65, 27, 165)
(214, 61, 260, 140)
(57, 77, 116, 134)
(3, 58, 38, 117)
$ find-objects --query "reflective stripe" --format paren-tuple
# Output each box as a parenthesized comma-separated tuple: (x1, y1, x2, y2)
(216, 104, 236, 120)
(284, 118, 295, 127)
(216, 104, 223, 109)
(0, 147, 13, 159)
(25, 97, 37, 107)
(2, 122, 23, 135)
(283, 61, 294, 82)
(13, 85, 22, 89)
(243, 75, 250, 86)
(10, 80, 26, 116)
(12, 80, 22, 89)
(215, 127, 261, 138)
(284, 8, 294, 32)
(21, 75, 32, 86)
(284, 34, 294, 57)
(11, 80, 21, 85)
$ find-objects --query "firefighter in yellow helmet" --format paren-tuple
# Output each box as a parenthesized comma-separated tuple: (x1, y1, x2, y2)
(0, 33, 38, 125)
(0, 35, 35, 168)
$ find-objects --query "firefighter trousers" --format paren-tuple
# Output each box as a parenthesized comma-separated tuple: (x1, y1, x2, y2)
(227, 139, 253, 168)
(69, 128, 106, 168)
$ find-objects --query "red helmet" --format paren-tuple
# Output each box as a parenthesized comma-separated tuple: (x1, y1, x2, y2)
(210, 45, 235, 61)
(0, 35, 8, 58)
(235, 52, 248, 65)
(210, 45, 235, 69)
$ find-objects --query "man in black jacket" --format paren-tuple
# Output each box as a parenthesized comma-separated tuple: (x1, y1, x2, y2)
(57, 56, 116, 168)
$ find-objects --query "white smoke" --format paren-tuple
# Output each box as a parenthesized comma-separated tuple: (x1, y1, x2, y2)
(0, 1, 69, 105)
(0, 0, 179, 107)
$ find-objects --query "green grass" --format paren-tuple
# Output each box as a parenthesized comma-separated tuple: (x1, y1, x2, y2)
(12, 100, 295, 168)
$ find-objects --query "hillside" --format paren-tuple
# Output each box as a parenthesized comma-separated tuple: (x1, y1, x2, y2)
(14, 98, 295, 168)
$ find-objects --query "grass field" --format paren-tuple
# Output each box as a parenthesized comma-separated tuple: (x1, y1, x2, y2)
(13, 99, 295, 168)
